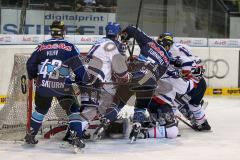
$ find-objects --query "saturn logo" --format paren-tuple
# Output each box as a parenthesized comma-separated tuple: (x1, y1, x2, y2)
(21, 75, 27, 94)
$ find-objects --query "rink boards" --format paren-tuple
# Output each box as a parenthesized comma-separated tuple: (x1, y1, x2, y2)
(0, 37, 240, 106)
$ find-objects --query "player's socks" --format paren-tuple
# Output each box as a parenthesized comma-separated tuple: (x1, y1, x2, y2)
(68, 113, 87, 138)
(68, 113, 89, 148)
(30, 110, 45, 135)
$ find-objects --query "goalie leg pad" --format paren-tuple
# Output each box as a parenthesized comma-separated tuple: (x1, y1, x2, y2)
(148, 125, 178, 138)
(166, 126, 179, 138)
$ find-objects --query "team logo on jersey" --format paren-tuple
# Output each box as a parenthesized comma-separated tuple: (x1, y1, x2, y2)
(104, 42, 116, 52)
(38, 43, 72, 51)
(147, 42, 169, 64)
(20, 75, 27, 94)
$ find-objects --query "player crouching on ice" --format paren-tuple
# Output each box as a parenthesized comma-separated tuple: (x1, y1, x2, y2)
(25, 20, 90, 149)
(154, 33, 211, 131)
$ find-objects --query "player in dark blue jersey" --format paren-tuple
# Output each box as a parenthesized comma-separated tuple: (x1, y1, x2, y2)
(25, 20, 89, 149)
(121, 25, 170, 68)
(120, 26, 172, 142)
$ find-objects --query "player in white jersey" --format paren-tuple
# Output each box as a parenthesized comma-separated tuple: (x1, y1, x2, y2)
(82, 22, 133, 138)
(155, 33, 211, 131)
(86, 34, 129, 83)
(153, 34, 197, 106)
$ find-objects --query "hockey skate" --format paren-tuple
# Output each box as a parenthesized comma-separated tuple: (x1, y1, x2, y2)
(129, 122, 141, 143)
(70, 131, 85, 150)
(63, 129, 90, 143)
(92, 117, 110, 140)
(192, 120, 211, 131)
(137, 128, 148, 139)
(24, 132, 38, 145)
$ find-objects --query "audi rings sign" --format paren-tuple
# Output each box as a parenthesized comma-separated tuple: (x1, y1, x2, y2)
(203, 59, 230, 79)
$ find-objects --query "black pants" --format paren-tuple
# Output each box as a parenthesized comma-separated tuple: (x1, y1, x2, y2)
(188, 78, 207, 106)
(113, 84, 154, 110)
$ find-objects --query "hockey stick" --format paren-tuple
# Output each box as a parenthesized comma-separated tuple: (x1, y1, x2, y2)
(130, 0, 143, 59)
(175, 115, 197, 131)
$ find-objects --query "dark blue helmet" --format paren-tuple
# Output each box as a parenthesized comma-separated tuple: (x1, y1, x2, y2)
(105, 22, 121, 36)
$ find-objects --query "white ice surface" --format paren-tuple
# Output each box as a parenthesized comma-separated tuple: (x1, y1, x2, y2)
(1, 97, 240, 160)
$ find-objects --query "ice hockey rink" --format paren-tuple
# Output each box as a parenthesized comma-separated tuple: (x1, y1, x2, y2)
(0, 96, 240, 160)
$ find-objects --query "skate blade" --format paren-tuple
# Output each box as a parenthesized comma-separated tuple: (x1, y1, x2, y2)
(92, 134, 102, 141)
(130, 136, 136, 144)
(21, 142, 36, 148)
(73, 145, 84, 154)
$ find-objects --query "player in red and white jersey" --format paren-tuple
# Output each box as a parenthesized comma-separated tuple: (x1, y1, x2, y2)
(153, 33, 211, 131)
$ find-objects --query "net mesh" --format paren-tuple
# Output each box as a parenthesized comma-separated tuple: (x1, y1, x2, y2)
(0, 54, 67, 141)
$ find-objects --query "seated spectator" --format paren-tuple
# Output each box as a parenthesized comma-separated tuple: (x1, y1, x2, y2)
(96, 0, 116, 12)
(75, 0, 85, 11)
(84, 0, 96, 6)
(83, 0, 96, 12)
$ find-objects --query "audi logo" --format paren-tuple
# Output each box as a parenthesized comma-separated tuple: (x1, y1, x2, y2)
(203, 59, 230, 79)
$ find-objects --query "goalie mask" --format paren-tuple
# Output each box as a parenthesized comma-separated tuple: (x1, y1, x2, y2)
(50, 20, 65, 38)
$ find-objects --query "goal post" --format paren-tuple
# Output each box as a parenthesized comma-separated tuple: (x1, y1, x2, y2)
(26, 79, 33, 133)
(0, 53, 68, 141)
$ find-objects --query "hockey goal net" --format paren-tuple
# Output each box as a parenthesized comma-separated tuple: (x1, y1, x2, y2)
(0, 53, 71, 141)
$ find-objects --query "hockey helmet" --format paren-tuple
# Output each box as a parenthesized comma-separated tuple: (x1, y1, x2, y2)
(50, 20, 65, 37)
(105, 22, 122, 36)
(158, 32, 173, 40)
(157, 32, 174, 47)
